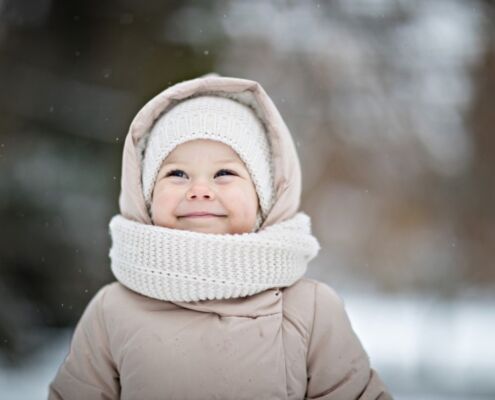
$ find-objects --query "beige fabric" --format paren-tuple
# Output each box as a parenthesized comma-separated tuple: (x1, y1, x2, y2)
(48, 73, 393, 399)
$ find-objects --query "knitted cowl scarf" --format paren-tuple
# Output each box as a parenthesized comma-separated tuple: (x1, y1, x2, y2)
(109, 212, 320, 302)
(108, 73, 321, 303)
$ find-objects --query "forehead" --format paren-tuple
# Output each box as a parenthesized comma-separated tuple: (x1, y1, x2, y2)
(163, 139, 242, 164)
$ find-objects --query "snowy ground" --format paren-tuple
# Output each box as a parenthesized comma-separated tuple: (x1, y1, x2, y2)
(1, 293, 494, 400)
(0, 329, 72, 400)
(345, 292, 495, 399)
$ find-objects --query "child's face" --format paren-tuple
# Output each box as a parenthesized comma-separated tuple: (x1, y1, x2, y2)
(150, 139, 260, 234)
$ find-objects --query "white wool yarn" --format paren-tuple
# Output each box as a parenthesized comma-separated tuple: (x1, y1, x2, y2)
(141, 95, 275, 227)
(108, 212, 320, 302)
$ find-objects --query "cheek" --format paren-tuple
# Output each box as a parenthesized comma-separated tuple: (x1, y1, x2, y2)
(222, 184, 259, 214)
(151, 185, 181, 213)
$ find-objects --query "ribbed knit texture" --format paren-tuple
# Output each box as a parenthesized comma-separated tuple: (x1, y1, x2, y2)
(141, 96, 275, 225)
(108, 212, 320, 302)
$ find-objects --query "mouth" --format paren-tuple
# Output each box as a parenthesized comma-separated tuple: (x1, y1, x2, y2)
(178, 212, 226, 218)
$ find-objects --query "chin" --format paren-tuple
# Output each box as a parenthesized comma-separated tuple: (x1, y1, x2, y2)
(188, 227, 228, 234)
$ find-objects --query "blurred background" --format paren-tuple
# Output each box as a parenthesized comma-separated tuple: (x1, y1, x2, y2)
(1, 0, 494, 398)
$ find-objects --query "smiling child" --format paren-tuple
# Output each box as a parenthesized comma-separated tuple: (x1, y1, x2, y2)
(49, 73, 393, 399)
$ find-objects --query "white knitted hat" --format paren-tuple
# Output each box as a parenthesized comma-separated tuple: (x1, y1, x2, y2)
(141, 95, 275, 229)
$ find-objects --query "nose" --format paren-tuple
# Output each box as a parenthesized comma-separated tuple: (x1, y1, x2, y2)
(186, 183, 215, 200)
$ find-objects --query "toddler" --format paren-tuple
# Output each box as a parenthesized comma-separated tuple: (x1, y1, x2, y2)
(49, 73, 393, 399)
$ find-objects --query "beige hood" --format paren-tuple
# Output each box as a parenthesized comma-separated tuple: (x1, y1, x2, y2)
(118, 72, 302, 229)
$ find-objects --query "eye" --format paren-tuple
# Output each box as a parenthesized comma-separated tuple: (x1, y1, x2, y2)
(215, 169, 237, 178)
(165, 169, 187, 178)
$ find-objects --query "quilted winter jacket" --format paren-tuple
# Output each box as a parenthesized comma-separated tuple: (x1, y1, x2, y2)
(48, 73, 393, 400)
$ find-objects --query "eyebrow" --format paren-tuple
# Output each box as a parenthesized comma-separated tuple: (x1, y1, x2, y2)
(163, 159, 241, 165)
(215, 159, 241, 164)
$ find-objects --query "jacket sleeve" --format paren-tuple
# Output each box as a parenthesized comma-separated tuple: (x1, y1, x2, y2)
(305, 282, 393, 400)
(48, 285, 120, 400)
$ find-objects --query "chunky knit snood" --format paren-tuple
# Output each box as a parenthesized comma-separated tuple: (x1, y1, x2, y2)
(108, 212, 320, 302)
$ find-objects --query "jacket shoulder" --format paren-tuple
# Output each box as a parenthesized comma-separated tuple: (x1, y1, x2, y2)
(89, 281, 130, 309)
(282, 277, 349, 341)
(281, 278, 338, 341)
(96, 281, 180, 316)
(283, 277, 343, 309)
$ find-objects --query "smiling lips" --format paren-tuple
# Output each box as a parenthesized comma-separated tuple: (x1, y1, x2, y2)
(179, 212, 225, 218)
